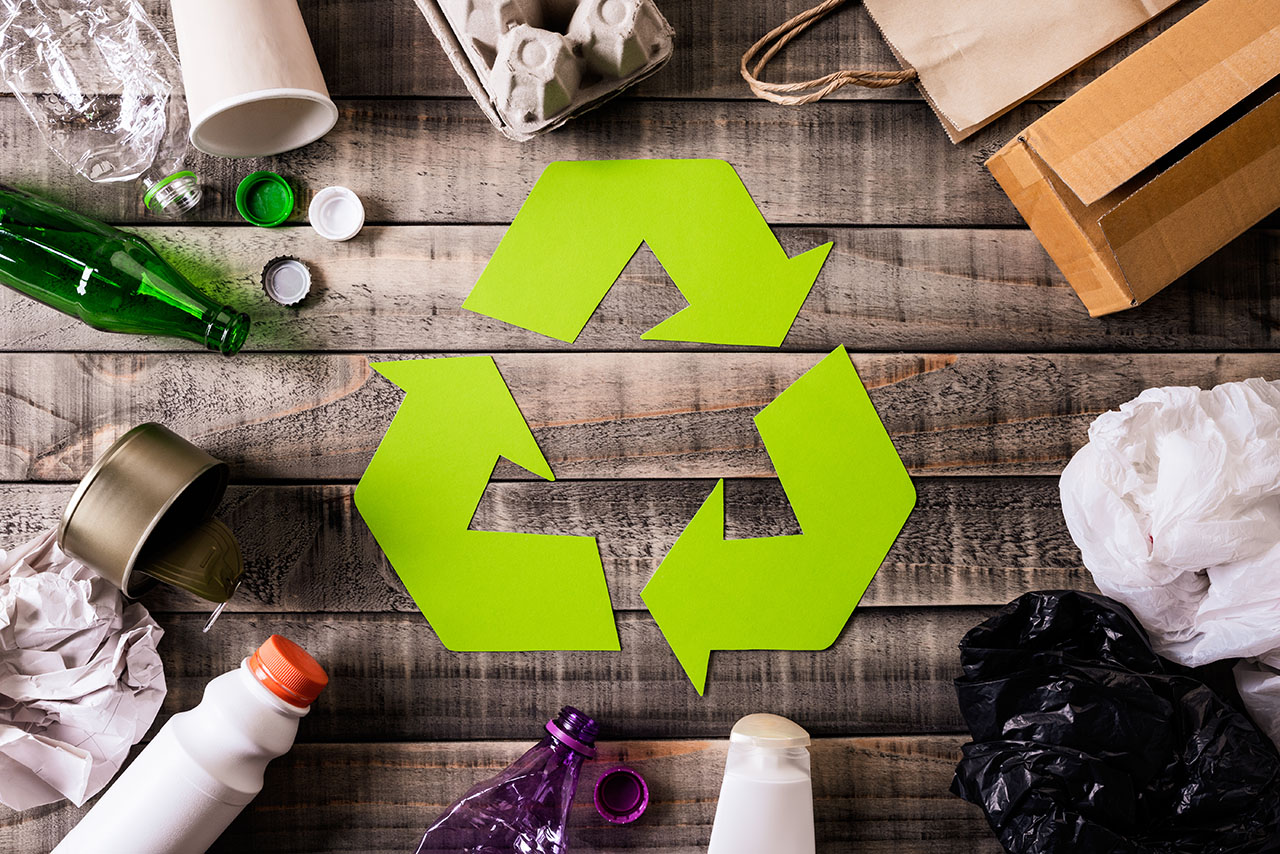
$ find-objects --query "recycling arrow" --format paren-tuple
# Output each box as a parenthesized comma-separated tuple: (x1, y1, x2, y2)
(354, 356, 619, 651)
(462, 159, 832, 347)
(641, 347, 916, 694)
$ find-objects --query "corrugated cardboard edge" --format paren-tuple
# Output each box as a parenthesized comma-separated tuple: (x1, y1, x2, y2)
(413, 0, 675, 142)
(1023, 0, 1280, 205)
(1100, 89, 1280, 301)
(987, 0, 1280, 317)
(995, 86, 1280, 317)
(987, 137, 1137, 316)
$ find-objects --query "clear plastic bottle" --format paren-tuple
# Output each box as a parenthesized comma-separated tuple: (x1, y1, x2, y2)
(0, 0, 203, 216)
(414, 706, 599, 854)
(138, 101, 204, 218)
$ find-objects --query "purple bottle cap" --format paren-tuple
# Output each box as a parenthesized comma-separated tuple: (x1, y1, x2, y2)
(593, 766, 649, 824)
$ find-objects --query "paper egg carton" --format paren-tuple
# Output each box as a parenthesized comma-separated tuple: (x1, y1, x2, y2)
(413, 0, 674, 140)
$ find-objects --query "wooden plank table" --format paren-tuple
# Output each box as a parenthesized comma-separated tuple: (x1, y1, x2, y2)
(1, 0, 1271, 851)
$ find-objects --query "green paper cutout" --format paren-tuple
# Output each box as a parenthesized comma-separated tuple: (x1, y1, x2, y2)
(463, 159, 833, 347)
(354, 356, 620, 651)
(641, 347, 916, 694)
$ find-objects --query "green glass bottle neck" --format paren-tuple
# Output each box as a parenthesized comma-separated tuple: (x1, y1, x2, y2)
(203, 308, 250, 356)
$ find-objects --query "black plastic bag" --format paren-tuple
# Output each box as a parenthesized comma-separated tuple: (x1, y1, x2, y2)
(951, 590, 1280, 854)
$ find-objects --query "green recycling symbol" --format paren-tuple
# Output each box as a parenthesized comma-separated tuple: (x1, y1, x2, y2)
(356, 161, 916, 695)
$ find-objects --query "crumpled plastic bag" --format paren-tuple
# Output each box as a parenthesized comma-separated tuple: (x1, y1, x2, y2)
(0, 529, 165, 810)
(0, 0, 186, 183)
(951, 590, 1280, 854)
(1060, 378, 1280, 745)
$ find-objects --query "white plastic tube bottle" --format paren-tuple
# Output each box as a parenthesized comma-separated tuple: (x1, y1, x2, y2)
(52, 635, 328, 854)
(707, 713, 816, 854)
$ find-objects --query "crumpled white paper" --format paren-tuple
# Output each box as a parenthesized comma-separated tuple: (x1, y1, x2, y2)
(0, 529, 165, 810)
(1060, 378, 1280, 745)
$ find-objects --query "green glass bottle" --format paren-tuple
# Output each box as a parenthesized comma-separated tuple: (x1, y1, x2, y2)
(0, 185, 249, 354)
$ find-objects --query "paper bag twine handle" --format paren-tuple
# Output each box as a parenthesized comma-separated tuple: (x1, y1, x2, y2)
(741, 0, 917, 105)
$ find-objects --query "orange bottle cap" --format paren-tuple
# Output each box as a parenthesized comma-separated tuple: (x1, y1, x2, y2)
(249, 635, 328, 707)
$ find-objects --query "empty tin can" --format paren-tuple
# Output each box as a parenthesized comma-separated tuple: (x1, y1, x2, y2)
(58, 423, 245, 603)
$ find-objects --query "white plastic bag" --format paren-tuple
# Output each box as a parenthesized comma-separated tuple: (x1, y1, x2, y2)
(1235, 658, 1280, 749)
(1060, 377, 1280, 743)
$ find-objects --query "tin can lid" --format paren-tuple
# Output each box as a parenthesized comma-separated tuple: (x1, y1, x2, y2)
(308, 186, 364, 241)
(262, 256, 312, 306)
(594, 766, 650, 824)
(236, 170, 294, 227)
(138, 517, 243, 603)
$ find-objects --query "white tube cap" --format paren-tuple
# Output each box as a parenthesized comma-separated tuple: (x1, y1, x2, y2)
(308, 186, 365, 241)
(729, 714, 811, 748)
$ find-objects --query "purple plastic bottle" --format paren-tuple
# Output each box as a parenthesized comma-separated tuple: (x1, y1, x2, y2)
(414, 707, 598, 854)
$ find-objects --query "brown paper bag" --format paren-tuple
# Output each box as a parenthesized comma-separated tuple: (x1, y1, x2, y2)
(743, 0, 1184, 142)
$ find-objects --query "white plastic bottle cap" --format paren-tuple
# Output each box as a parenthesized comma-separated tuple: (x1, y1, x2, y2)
(729, 713, 811, 748)
(308, 186, 365, 241)
(262, 256, 312, 306)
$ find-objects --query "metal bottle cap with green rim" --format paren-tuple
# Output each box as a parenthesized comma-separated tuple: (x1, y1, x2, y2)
(57, 423, 245, 603)
(235, 170, 294, 227)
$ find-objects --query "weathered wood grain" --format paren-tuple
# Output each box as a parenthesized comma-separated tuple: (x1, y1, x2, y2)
(0, 478, 1091, 612)
(3, 226, 1276, 354)
(109, 609, 980, 740)
(0, 4, 1246, 854)
(3, 351, 1279, 482)
(0, 736, 996, 854)
(70, 0, 1207, 104)
(12, 92, 1275, 232)
(1, 97, 1029, 226)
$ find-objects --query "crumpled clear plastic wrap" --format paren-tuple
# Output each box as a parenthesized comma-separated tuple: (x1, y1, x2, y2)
(0, 529, 166, 810)
(0, 0, 187, 183)
(952, 590, 1280, 854)
(1060, 378, 1280, 746)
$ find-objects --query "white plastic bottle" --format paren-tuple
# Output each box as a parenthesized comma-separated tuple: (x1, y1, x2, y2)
(707, 713, 816, 854)
(52, 635, 328, 854)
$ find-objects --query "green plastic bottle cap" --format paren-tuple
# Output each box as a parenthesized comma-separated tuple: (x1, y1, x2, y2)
(235, 171, 294, 227)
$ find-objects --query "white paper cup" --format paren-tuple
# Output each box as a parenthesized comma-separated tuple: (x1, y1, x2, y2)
(170, 0, 339, 158)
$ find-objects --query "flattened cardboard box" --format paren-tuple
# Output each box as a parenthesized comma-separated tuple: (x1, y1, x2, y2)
(987, 0, 1280, 317)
